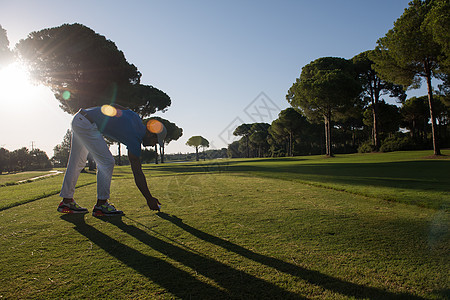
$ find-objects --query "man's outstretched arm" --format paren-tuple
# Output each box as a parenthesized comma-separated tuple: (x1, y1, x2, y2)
(128, 152, 161, 211)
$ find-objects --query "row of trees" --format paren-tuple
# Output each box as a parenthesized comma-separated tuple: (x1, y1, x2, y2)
(0, 147, 52, 174)
(228, 92, 449, 158)
(163, 148, 227, 162)
(227, 1, 448, 159)
(282, 0, 449, 157)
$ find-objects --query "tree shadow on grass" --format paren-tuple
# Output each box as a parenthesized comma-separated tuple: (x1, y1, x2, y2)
(154, 212, 426, 300)
(61, 214, 304, 299)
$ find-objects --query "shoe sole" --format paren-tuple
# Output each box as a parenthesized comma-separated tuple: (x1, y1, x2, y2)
(57, 207, 89, 214)
(92, 211, 124, 217)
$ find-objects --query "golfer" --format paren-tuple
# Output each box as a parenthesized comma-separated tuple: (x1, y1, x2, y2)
(57, 104, 165, 216)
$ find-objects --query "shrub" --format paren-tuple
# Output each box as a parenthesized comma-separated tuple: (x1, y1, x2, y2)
(380, 134, 414, 152)
(358, 140, 376, 153)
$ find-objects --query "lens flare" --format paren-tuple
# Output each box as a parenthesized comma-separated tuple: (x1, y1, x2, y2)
(147, 119, 163, 134)
(101, 105, 118, 117)
(62, 91, 71, 100)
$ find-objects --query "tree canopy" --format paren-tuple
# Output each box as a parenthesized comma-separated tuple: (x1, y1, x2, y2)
(424, 0, 450, 71)
(16, 23, 140, 113)
(0, 25, 13, 69)
(130, 84, 171, 118)
(233, 124, 252, 158)
(186, 136, 209, 161)
(269, 108, 309, 156)
(287, 57, 361, 156)
(249, 123, 270, 158)
(15, 23, 171, 116)
(371, 0, 449, 155)
(52, 129, 72, 167)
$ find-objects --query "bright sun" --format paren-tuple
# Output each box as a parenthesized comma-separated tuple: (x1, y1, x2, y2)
(0, 62, 38, 108)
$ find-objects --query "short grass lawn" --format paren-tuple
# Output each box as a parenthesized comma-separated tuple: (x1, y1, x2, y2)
(0, 150, 448, 299)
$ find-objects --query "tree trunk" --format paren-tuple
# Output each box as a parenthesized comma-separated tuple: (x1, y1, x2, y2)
(372, 97, 380, 151)
(246, 136, 250, 158)
(160, 145, 165, 163)
(324, 116, 328, 156)
(195, 146, 199, 161)
(117, 143, 121, 166)
(424, 60, 441, 155)
(371, 77, 381, 151)
(154, 145, 159, 164)
(289, 132, 292, 156)
(290, 131, 295, 156)
(352, 127, 356, 148)
(324, 112, 332, 156)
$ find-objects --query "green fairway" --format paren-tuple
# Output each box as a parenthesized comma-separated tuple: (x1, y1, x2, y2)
(0, 151, 449, 299)
(153, 150, 450, 209)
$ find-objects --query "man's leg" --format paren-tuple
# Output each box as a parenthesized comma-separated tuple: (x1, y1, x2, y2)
(84, 143, 124, 216)
(85, 141, 115, 202)
(72, 123, 115, 201)
(58, 130, 90, 214)
(60, 132, 89, 200)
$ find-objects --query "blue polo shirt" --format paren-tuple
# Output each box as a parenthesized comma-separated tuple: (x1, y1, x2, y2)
(84, 107, 146, 157)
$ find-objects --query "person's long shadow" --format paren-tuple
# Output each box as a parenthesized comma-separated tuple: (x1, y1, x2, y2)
(61, 214, 304, 299)
(154, 212, 425, 300)
(98, 216, 305, 299)
(60, 214, 227, 299)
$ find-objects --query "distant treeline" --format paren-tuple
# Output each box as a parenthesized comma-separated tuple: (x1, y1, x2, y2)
(112, 149, 228, 165)
(0, 147, 52, 174)
(164, 149, 228, 162)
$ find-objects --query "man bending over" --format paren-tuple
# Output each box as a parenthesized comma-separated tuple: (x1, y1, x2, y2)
(57, 105, 165, 216)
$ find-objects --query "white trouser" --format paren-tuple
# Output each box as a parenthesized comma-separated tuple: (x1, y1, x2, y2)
(60, 111, 115, 200)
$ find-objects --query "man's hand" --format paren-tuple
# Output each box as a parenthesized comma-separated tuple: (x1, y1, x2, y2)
(129, 152, 161, 212)
(146, 196, 161, 211)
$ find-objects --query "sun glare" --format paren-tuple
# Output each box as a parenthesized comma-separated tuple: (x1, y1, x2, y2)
(101, 104, 119, 117)
(0, 62, 37, 107)
(147, 119, 164, 134)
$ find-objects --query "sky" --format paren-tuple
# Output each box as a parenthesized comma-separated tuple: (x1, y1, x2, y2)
(0, 0, 427, 157)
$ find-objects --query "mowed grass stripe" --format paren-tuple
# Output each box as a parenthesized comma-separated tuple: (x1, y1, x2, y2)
(0, 171, 56, 186)
(0, 173, 97, 210)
